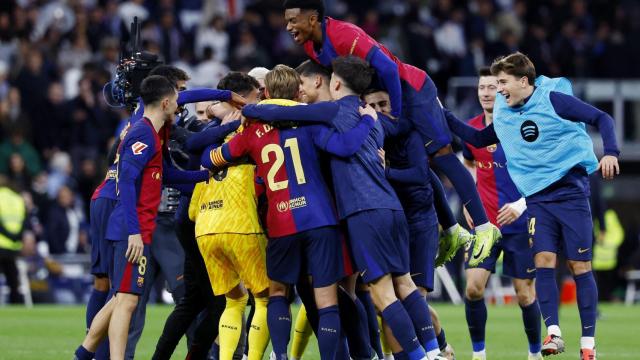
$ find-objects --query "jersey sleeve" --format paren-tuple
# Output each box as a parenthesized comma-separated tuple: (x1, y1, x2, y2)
(242, 102, 339, 125)
(386, 133, 430, 185)
(202, 127, 251, 169)
(177, 88, 232, 105)
(310, 115, 375, 157)
(462, 142, 474, 161)
(327, 20, 378, 59)
(444, 108, 499, 147)
(120, 127, 156, 170)
(185, 120, 240, 152)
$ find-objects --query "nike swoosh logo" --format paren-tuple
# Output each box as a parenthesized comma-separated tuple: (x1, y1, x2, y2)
(578, 248, 590, 254)
(527, 268, 536, 273)
(360, 269, 367, 277)
(543, 316, 551, 322)
(424, 140, 433, 147)
(584, 325, 594, 329)
(472, 244, 485, 259)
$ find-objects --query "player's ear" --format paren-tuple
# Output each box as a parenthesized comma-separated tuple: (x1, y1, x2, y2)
(315, 75, 322, 88)
(308, 10, 319, 25)
(264, 88, 271, 99)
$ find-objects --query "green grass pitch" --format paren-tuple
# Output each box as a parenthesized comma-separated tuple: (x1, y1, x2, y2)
(0, 303, 638, 359)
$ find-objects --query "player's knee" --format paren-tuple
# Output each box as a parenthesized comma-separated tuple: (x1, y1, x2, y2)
(534, 251, 556, 268)
(369, 276, 397, 310)
(465, 282, 485, 300)
(516, 288, 535, 307)
(314, 284, 338, 309)
(567, 260, 592, 275)
(392, 273, 418, 300)
(417, 286, 428, 298)
(226, 284, 247, 299)
(94, 276, 110, 292)
(114, 293, 139, 312)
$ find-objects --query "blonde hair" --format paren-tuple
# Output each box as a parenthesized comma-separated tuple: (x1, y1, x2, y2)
(265, 64, 301, 100)
(490, 52, 536, 85)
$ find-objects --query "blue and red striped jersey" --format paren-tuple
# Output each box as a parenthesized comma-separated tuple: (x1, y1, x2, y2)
(106, 118, 164, 244)
(462, 114, 527, 234)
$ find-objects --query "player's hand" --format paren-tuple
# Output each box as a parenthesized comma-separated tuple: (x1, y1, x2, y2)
(229, 92, 247, 109)
(597, 155, 619, 180)
(378, 148, 385, 168)
(221, 110, 242, 125)
(126, 234, 144, 264)
(496, 203, 523, 226)
(359, 104, 378, 120)
(463, 207, 474, 229)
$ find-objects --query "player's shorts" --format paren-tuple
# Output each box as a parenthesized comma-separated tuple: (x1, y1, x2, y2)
(408, 217, 439, 291)
(267, 226, 344, 288)
(402, 75, 453, 154)
(464, 232, 536, 279)
(89, 197, 117, 276)
(197, 233, 269, 296)
(346, 209, 410, 284)
(527, 197, 594, 261)
(109, 240, 151, 296)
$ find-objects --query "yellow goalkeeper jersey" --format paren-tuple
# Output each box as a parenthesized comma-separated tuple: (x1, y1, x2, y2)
(189, 130, 264, 236)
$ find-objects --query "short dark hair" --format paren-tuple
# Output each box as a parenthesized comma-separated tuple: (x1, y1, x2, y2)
(217, 72, 260, 97)
(478, 66, 492, 77)
(331, 56, 374, 95)
(149, 65, 190, 87)
(490, 52, 536, 85)
(296, 60, 331, 80)
(283, 0, 325, 19)
(362, 87, 385, 97)
(140, 75, 176, 106)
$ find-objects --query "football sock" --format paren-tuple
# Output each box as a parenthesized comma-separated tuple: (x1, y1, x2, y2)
(244, 295, 255, 357)
(575, 271, 598, 338)
(219, 294, 248, 360)
(381, 300, 425, 360)
(436, 328, 448, 351)
(392, 351, 409, 360)
(429, 169, 457, 229)
(431, 153, 489, 225)
(318, 305, 341, 360)
(338, 288, 371, 359)
(378, 315, 392, 356)
(248, 296, 270, 360)
(94, 339, 109, 360)
(465, 298, 487, 352)
(291, 305, 312, 359)
(535, 268, 560, 329)
(357, 290, 384, 359)
(267, 296, 291, 359)
(580, 336, 595, 350)
(86, 289, 109, 330)
(402, 290, 439, 355)
(336, 332, 351, 360)
(520, 300, 542, 354)
(74, 345, 94, 360)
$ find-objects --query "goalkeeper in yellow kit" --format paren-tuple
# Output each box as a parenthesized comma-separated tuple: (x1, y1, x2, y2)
(189, 118, 270, 360)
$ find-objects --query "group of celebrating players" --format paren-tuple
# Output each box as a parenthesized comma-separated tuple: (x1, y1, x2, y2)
(72, 1, 620, 360)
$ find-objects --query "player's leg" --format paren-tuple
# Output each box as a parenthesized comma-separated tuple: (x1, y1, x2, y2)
(220, 284, 249, 360)
(109, 292, 140, 360)
(503, 232, 542, 359)
(464, 267, 491, 360)
(76, 297, 116, 359)
(267, 280, 292, 360)
(338, 274, 372, 360)
(378, 315, 393, 360)
(235, 233, 270, 360)
(290, 305, 313, 360)
(356, 284, 384, 359)
(428, 306, 454, 359)
(562, 197, 598, 359)
(124, 249, 157, 359)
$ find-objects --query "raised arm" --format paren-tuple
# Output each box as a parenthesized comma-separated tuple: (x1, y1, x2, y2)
(311, 114, 376, 157)
(241, 102, 339, 125)
(177, 88, 231, 105)
(369, 48, 402, 119)
(162, 158, 210, 184)
(444, 108, 499, 147)
(185, 120, 240, 152)
(385, 133, 430, 185)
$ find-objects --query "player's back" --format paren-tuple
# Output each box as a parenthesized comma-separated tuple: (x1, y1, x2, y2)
(329, 95, 402, 218)
(237, 113, 338, 238)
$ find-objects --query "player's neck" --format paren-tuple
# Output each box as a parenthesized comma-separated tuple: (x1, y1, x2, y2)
(316, 91, 332, 102)
(484, 110, 493, 124)
(143, 110, 167, 133)
(312, 24, 323, 45)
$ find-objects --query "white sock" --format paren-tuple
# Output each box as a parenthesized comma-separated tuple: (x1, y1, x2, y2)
(547, 325, 562, 337)
(475, 222, 491, 231)
(383, 354, 394, 360)
(445, 224, 458, 235)
(472, 349, 486, 359)
(426, 349, 441, 360)
(580, 336, 595, 349)
(529, 351, 542, 357)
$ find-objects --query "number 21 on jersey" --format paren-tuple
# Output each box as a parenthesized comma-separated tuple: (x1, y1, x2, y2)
(261, 138, 306, 191)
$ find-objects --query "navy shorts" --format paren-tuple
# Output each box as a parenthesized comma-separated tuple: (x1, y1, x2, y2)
(89, 198, 117, 276)
(403, 76, 453, 154)
(346, 209, 410, 283)
(109, 240, 151, 296)
(527, 197, 593, 261)
(267, 226, 344, 288)
(408, 217, 439, 291)
(464, 232, 536, 279)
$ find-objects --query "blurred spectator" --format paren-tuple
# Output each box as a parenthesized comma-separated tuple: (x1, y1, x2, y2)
(7, 153, 31, 192)
(0, 175, 26, 304)
(45, 185, 86, 255)
(192, 46, 228, 88)
(195, 15, 229, 62)
(0, 127, 41, 177)
(117, 0, 149, 28)
(46, 151, 74, 200)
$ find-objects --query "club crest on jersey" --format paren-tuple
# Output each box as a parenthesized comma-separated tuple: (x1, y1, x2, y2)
(131, 141, 148, 155)
(137, 276, 144, 287)
(486, 144, 497, 152)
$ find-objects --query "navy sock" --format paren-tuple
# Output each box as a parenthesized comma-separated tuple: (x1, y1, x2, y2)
(402, 290, 438, 352)
(86, 289, 109, 329)
(575, 271, 598, 337)
(336, 332, 351, 360)
(535, 268, 559, 327)
(74, 345, 94, 360)
(357, 290, 383, 359)
(431, 153, 489, 225)
(267, 296, 291, 358)
(94, 339, 109, 360)
(381, 300, 425, 360)
(318, 305, 341, 360)
(465, 298, 487, 352)
(429, 169, 457, 229)
(393, 351, 409, 360)
(520, 301, 542, 353)
(210, 341, 220, 360)
(436, 328, 448, 351)
(338, 289, 371, 359)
